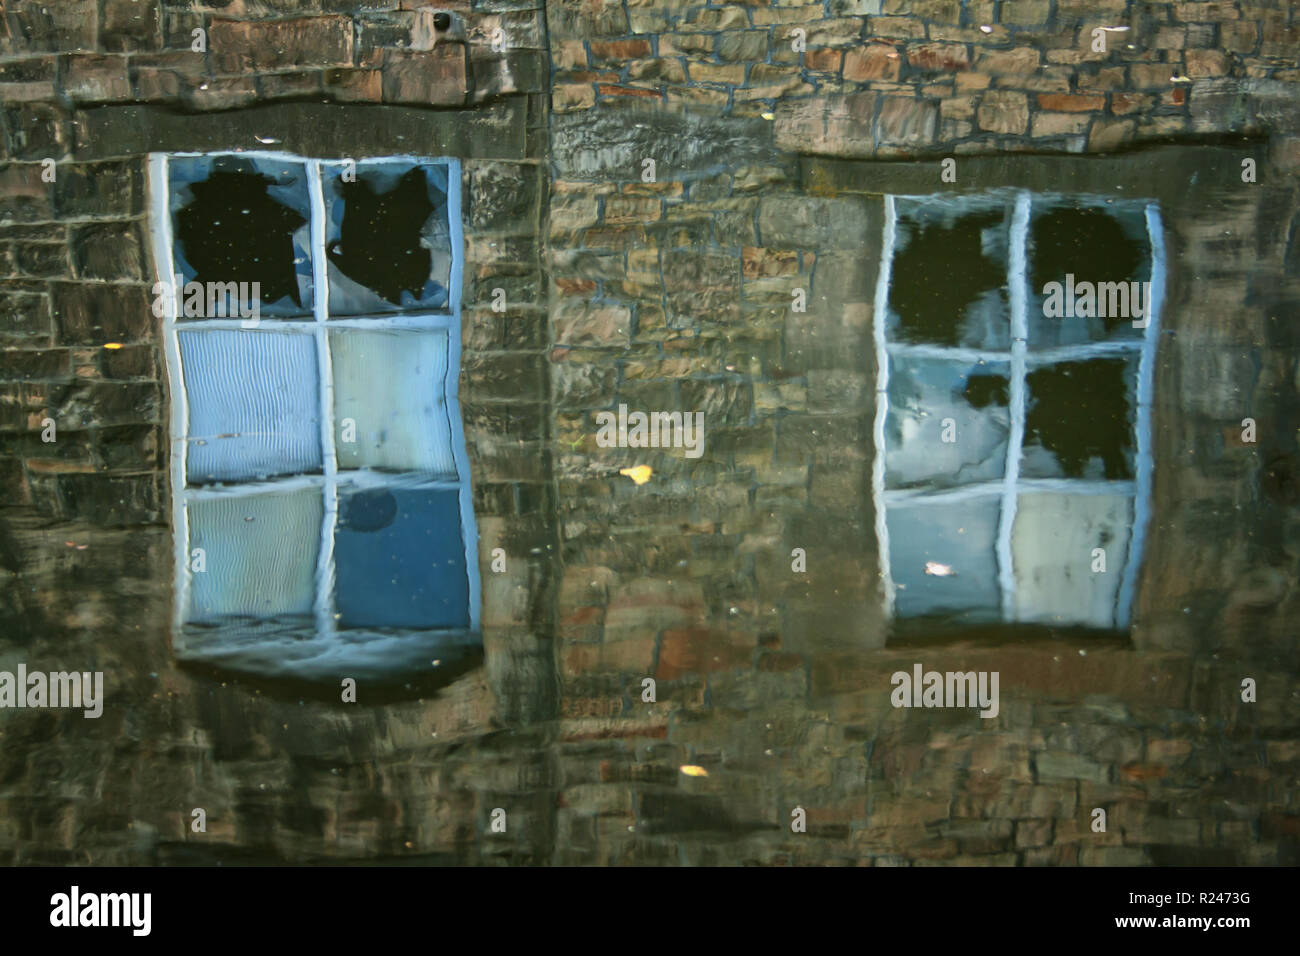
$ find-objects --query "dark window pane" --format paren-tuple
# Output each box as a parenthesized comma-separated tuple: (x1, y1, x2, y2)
(169, 155, 313, 317)
(1022, 357, 1136, 480)
(1026, 201, 1151, 349)
(322, 161, 453, 315)
(888, 197, 1010, 349)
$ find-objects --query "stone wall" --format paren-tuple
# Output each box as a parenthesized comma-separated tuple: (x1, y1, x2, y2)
(0, 0, 1296, 865)
(0, 0, 561, 863)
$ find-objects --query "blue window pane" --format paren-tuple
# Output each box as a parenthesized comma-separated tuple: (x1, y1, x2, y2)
(333, 486, 469, 629)
(179, 330, 323, 484)
(187, 488, 323, 622)
(887, 495, 1001, 621)
(886, 357, 1010, 490)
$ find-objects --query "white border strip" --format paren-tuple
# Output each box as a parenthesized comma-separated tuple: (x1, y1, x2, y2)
(885, 478, 1136, 505)
(886, 339, 1142, 366)
(1116, 203, 1165, 628)
(872, 195, 897, 617)
(996, 191, 1031, 620)
(149, 153, 190, 633)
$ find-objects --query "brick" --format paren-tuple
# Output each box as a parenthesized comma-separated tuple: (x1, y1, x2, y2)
(381, 48, 467, 106)
(877, 96, 938, 146)
(977, 91, 1029, 134)
(1036, 93, 1106, 112)
(843, 45, 902, 81)
(207, 17, 353, 72)
(50, 284, 153, 346)
(906, 42, 970, 72)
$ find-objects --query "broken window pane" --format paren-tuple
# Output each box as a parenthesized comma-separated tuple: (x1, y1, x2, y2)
(329, 328, 458, 477)
(1025, 200, 1151, 349)
(887, 494, 1002, 621)
(186, 488, 323, 622)
(1012, 492, 1132, 628)
(885, 356, 1011, 489)
(1020, 357, 1137, 481)
(169, 155, 313, 317)
(888, 196, 1011, 350)
(179, 329, 323, 484)
(332, 486, 469, 629)
(321, 161, 453, 316)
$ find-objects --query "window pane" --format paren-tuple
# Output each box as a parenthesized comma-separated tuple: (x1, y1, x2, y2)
(332, 486, 470, 629)
(321, 161, 453, 316)
(1020, 356, 1137, 480)
(1012, 493, 1132, 628)
(888, 196, 1011, 350)
(1025, 200, 1151, 349)
(886, 495, 1002, 620)
(187, 488, 323, 622)
(329, 328, 458, 476)
(179, 330, 323, 484)
(885, 356, 1010, 489)
(169, 155, 313, 317)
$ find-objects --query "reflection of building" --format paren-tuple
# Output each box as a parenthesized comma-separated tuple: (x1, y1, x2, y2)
(1, 2, 1298, 865)
(876, 192, 1163, 631)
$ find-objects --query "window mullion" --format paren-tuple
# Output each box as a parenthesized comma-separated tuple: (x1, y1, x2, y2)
(308, 159, 340, 640)
(872, 194, 898, 619)
(1116, 203, 1165, 629)
(997, 191, 1032, 622)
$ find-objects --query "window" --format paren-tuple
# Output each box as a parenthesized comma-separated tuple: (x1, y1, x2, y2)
(149, 151, 480, 679)
(872, 190, 1164, 630)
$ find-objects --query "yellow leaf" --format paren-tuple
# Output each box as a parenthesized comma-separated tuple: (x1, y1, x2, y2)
(679, 765, 708, 777)
(619, 465, 652, 485)
(103, 342, 124, 350)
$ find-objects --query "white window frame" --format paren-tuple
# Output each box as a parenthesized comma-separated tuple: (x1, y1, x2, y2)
(871, 190, 1165, 630)
(148, 150, 481, 651)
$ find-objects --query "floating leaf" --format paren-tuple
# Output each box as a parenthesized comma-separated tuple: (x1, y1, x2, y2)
(619, 465, 652, 485)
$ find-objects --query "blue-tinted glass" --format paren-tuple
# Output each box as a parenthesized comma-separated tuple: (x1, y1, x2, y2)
(887, 494, 1001, 620)
(187, 488, 322, 622)
(333, 486, 469, 629)
(180, 330, 322, 484)
(885, 356, 1011, 490)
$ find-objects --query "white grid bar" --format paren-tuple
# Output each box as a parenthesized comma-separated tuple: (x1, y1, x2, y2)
(150, 153, 190, 632)
(885, 478, 1136, 505)
(309, 159, 340, 640)
(1116, 203, 1165, 628)
(872, 195, 898, 617)
(996, 192, 1031, 620)
(172, 314, 456, 332)
(885, 339, 1142, 366)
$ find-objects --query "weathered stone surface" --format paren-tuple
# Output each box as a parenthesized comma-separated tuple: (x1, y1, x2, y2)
(774, 93, 877, 158)
(978, 90, 1029, 134)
